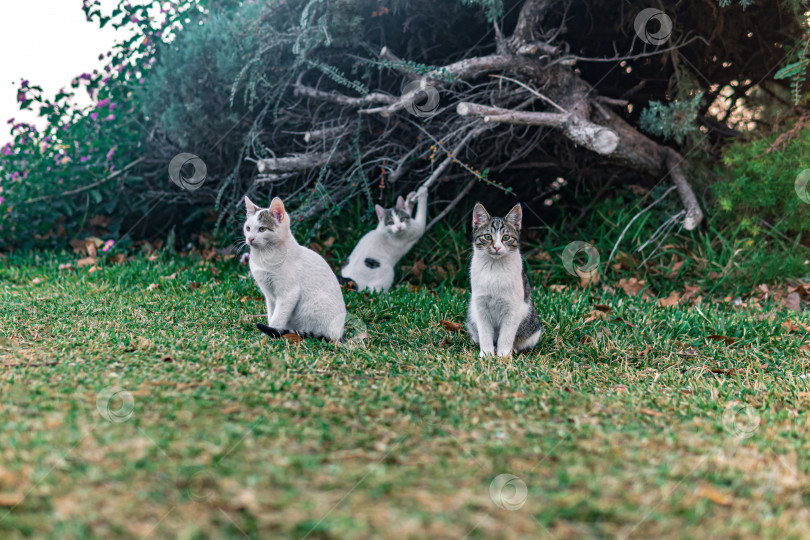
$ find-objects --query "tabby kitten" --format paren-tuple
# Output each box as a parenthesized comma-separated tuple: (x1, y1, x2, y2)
(466, 203, 542, 357)
(340, 185, 428, 292)
(244, 196, 346, 341)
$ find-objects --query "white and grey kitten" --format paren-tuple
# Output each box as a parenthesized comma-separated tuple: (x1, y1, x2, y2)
(466, 202, 542, 357)
(244, 196, 346, 341)
(340, 185, 428, 292)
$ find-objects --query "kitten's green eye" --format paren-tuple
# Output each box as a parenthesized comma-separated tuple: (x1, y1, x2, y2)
(258, 227, 267, 233)
(484, 234, 492, 241)
(502, 235, 510, 241)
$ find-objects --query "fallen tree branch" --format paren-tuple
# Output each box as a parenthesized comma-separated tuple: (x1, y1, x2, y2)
(359, 53, 542, 117)
(665, 149, 704, 230)
(456, 102, 619, 155)
(256, 152, 349, 174)
(303, 126, 347, 143)
(293, 80, 394, 108)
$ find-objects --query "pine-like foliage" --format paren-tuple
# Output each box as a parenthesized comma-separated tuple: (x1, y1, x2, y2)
(774, 34, 810, 106)
(638, 93, 703, 144)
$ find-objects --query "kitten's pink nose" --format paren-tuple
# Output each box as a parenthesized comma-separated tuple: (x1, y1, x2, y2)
(494, 245, 502, 252)
(248, 237, 254, 245)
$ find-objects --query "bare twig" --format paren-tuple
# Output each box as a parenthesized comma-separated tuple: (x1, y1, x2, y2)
(25, 157, 145, 204)
(607, 186, 676, 265)
(426, 177, 477, 231)
(256, 152, 349, 174)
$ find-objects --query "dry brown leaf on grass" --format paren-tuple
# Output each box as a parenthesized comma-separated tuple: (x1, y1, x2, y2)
(711, 368, 744, 376)
(282, 333, 303, 343)
(784, 320, 810, 333)
(108, 253, 127, 265)
(440, 320, 464, 332)
(84, 237, 103, 258)
(638, 407, 663, 417)
(77, 256, 96, 268)
(618, 277, 646, 297)
(549, 284, 568, 293)
(579, 268, 600, 287)
(409, 259, 427, 280)
(616, 317, 635, 328)
(696, 485, 733, 506)
(189, 282, 202, 291)
(784, 292, 802, 312)
(146, 283, 159, 291)
(0, 493, 24, 507)
(657, 291, 680, 308)
(58, 263, 73, 271)
(682, 284, 701, 304)
(707, 335, 737, 345)
(222, 404, 241, 415)
(593, 304, 612, 313)
(583, 310, 607, 324)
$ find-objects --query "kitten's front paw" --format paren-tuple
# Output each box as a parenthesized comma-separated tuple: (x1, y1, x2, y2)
(496, 348, 513, 358)
(478, 348, 494, 358)
(417, 185, 428, 199)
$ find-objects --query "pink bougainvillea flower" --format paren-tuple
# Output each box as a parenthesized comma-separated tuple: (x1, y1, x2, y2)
(91, 112, 99, 120)
(102, 239, 115, 252)
(98, 98, 110, 108)
(80, 156, 89, 162)
(106, 147, 116, 160)
(103, 115, 115, 121)
(0, 197, 5, 206)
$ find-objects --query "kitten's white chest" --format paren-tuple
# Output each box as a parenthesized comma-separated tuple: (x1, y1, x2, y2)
(471, 255, 522, 299)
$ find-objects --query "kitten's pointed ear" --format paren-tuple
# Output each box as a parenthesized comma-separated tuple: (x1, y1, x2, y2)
(244, 196, 260, 216)
(505, 203, 522, 230)
(375, 204, 386, 222)
(472, 203, 490, 229)
(396, 196, 406, 211)
(268, 197, 286, 222)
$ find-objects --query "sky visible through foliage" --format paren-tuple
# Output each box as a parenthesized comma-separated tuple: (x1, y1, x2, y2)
(0, 0, 126, 138)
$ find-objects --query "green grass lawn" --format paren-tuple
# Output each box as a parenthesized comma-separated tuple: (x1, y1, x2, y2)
(1, 251, 810, 539)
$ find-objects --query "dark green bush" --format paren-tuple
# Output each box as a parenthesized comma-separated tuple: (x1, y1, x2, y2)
(714, 122, 810, 237)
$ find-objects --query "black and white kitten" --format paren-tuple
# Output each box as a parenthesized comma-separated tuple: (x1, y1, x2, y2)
(466, 203, 542, 357)
(340, 186, 428, 292)
(244, 196, 346, 341)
